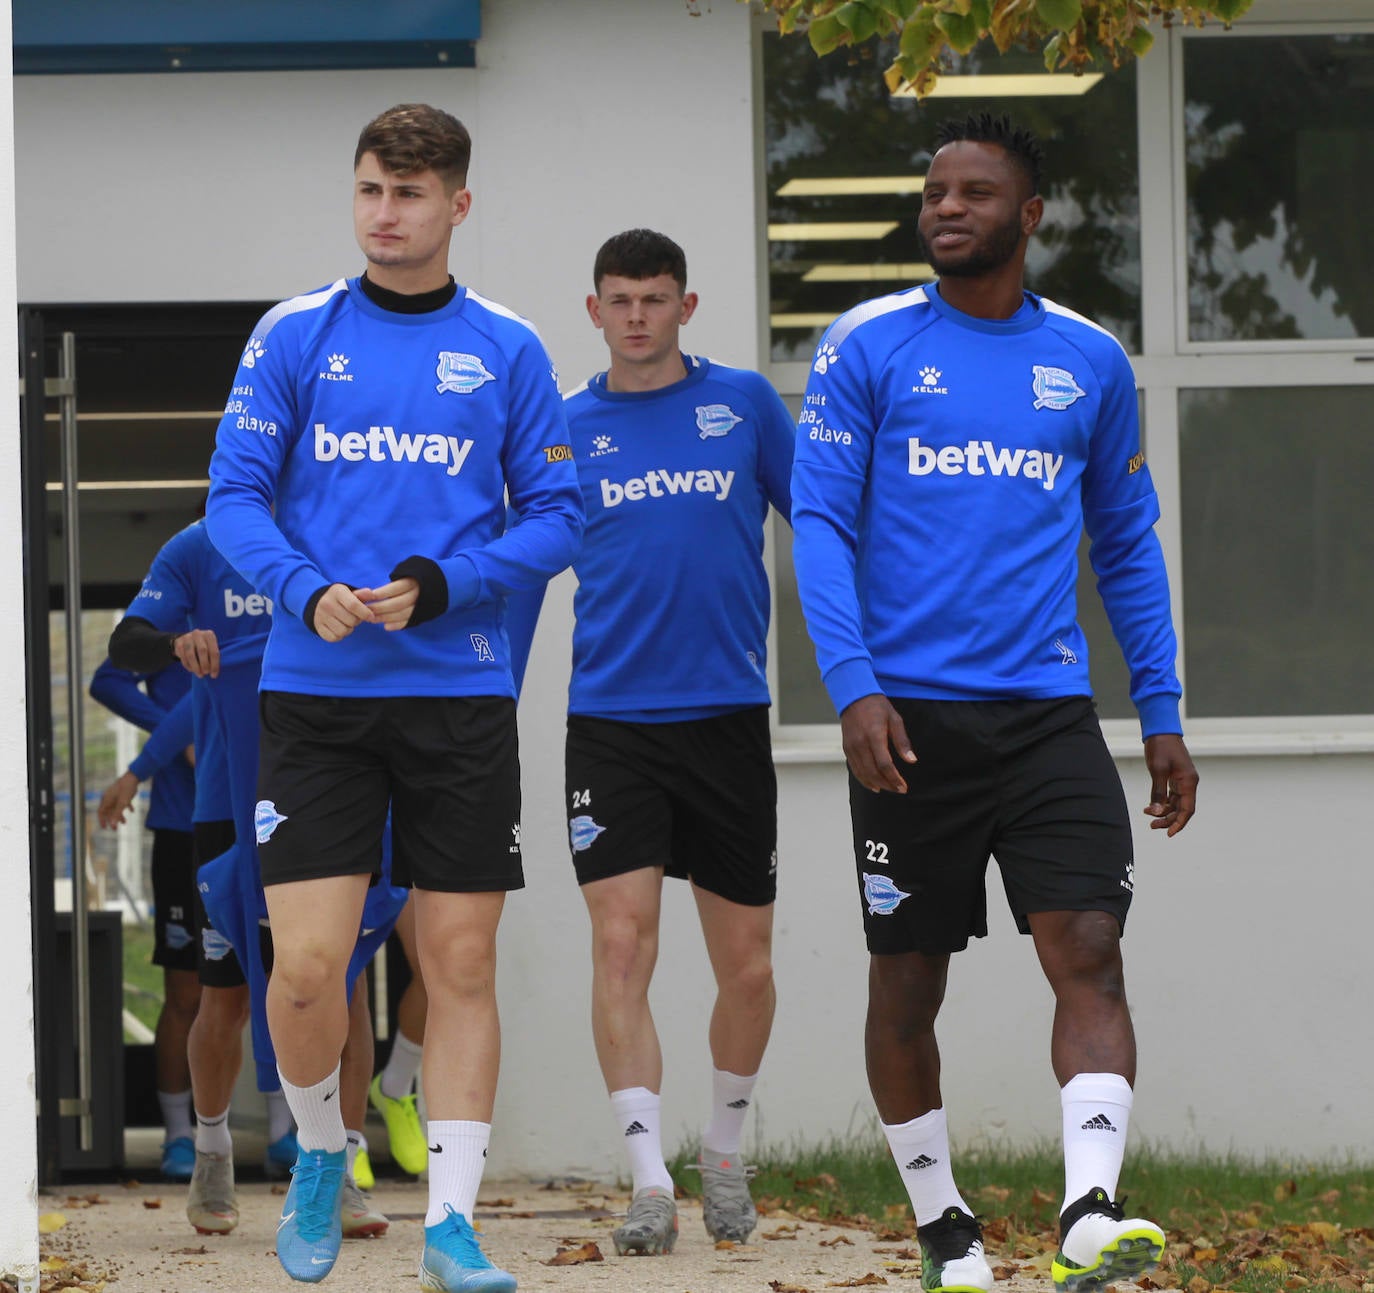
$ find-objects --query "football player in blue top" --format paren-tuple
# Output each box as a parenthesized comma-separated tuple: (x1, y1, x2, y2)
(791, 115, 1198, 1293)
(562, 230, 794, 1255)
(206, 104, 582, 1290)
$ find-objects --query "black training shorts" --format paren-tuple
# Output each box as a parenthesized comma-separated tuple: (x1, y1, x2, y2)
(150, 828, 197, 972)
(565, 707, 777, 907)
(256, 692, 523, 893)
(850, 696, 1134, 956)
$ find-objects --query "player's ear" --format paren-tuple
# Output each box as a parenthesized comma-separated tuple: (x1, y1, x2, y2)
(450, 186, 473, 229)
(1021, 194, 1044, 237)
(586, 294, 603, 328)
(679, 291, 699, 325)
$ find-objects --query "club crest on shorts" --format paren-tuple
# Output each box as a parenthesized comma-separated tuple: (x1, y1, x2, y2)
(436, 351, 495, 395)
(569, 814, 606, 853)
(255, 799, 289, 844)
(696, 403, 742, 439)
(202, 927, 234, 961)
(863, 872, 911, 916)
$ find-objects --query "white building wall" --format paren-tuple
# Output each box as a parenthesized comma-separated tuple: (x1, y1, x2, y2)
(12, 0, 1373, 1183)
(1, 0, 40, 1279)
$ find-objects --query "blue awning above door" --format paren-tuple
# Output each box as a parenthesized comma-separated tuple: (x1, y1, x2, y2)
(14, 0, 482, 74)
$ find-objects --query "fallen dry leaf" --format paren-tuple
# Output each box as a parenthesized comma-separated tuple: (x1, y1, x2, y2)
(38, 1212, 67, 1233)
(769, 1283, 812, 1293)
(543, 1242, 603, 1266)
(1030, 1187, 1057, 1208)
(1187, 1276, 1211, 1293)
(715, 1238, 739, 1250)
(141, 1199, 161, 1210)
(991, 1263, 1019, 1281)
(820, 1234, 855, 1247)
(477, 1197, 515, 1207)
(764, 1224, 800, 1240)
(827, 1275, 888, 1287)
(171, 1246, 209, 1255)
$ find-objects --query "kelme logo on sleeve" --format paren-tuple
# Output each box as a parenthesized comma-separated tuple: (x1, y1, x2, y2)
(436, 351, 495, 394)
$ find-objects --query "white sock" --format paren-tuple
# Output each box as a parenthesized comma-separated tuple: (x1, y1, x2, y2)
(381, 1031, 424, 1101)
(609, 1087, 673, 1195)
(882, 1108, 971, 1227)
(425, 1120, 490, 1226)
(702, 1068, 758, 1155)
(194, 1106, 232, 1157)
(1061, 1072, 1133, 1210)
(346, 1129, 367, 1184)
(158, 1089, 195, 1143)
(265, 1087, 296, 1143)
(279, 1065, 347, 1153)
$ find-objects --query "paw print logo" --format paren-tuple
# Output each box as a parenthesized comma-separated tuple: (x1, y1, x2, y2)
(813, 342, 840, 376)
(327, 353, 349, 374)
(920, 366, 942, 386)
(241, 338, 265, 369)
(593, 435, 612, 451)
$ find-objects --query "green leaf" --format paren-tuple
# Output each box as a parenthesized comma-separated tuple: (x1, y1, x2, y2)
(808, 12, 849, 52)
(1034, 0, 1082, 30)
(835, 1, 882, 43)
(890, 0, 923, 18)
(1042, 31, 1064, 70)
(969, 0, 992, 28)
(1126, 24, 1154, 56)
(934, 7, 981, 52)
(899, 10, 943, 61)
(1212, 0, 1253, 23)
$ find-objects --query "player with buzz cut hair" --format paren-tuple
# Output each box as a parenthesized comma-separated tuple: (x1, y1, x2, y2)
(562, 228, 794, 1256)
(791, 113, 1198, 1293)
(206, 102, 583, 1290)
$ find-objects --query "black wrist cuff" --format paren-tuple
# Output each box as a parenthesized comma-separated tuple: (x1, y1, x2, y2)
(302, 584, 333, 637)
(388, 556, 448, 628)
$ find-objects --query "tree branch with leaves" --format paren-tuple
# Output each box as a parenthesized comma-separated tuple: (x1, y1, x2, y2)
(747, 0, 1253, 95)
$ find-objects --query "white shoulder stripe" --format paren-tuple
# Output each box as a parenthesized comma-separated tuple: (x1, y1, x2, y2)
(256, 279, 349, 340)
(465, 289, 546, 345)
(827, 287, 929, 347)
(1040, 298, 1127, 354)
(562, 379, 589, 401)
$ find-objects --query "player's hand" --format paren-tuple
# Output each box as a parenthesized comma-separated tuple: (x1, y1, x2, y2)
(361, 578, 421, 632)
(173, 627, 220, 678)
(841, 693, 917, 794)
(312, 584, 377, 642)
(98, 771, 140, 829)
(1143, 734, 1198, 836)
(184, 744, 196, 768)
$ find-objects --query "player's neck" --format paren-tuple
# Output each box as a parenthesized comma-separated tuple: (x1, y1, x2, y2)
(363, 259, 454, 297)
(604, 352, 688, 394)
(935, 266, 1027, 321)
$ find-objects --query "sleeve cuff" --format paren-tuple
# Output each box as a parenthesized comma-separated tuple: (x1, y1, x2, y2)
(300, 585, 334, 637)
(437, 554, 482, 610)
(1137, 693, 1182, 741)
(824, 657, 882, 716)
(388, 556, 449, 628)
(281, 567, 331, 621)
(127, 754, 155, 781)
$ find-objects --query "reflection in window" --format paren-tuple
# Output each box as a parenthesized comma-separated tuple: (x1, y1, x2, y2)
(764, 36, 1141, 361)
(1184, 33, 1374, 342)
(773, 398, 1141, 726)
(1180, 387, 1374, 716)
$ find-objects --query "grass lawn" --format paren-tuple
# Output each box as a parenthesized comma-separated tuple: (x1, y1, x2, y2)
(671, 1140, 1373, 1292)
(121, 922, 163, 1040)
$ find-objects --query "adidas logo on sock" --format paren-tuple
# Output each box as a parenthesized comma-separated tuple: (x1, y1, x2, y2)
(625, 1121, 650, 1136)
(905, 1154, 938, 1170)
(1081, 1113, 1118, 1132)
(726, 1099, 750, 1109)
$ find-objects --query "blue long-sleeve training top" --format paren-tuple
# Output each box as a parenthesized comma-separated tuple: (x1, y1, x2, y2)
(564, 355, 795, 719)
(89, 658, 194, 832)
(119, 519, 274, 823)
(791, 283, 1181, 740)
(206, 277, 584, 698)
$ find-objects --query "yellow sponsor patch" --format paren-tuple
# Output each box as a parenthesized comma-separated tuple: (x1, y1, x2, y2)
(543, 444, 574, 463)
(1127, 450, 1145, 474)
